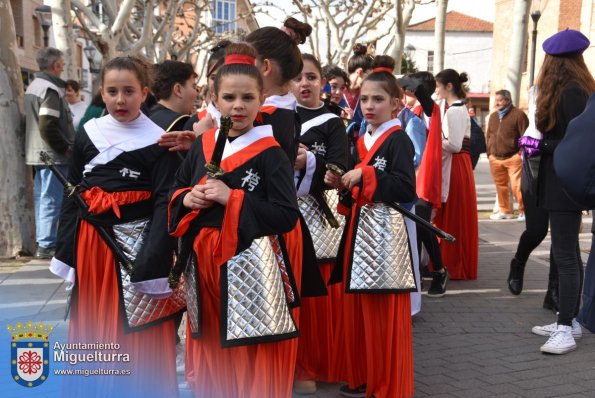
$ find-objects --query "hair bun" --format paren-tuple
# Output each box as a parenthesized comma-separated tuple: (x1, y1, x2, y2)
(352, 43, 368, 56)
(459, 72, 469, 83)
(372, 55, 395, 71)
(224, 42, 258, 59)
(210, 40, 231, 54)
(283, 18, 312, 44)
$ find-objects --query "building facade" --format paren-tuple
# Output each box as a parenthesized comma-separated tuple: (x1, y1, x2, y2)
(406, 11, 494, 126)
(491, 0, 595, 110)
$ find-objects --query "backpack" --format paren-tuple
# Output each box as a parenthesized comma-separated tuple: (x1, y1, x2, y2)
(469, 116, 486, 169)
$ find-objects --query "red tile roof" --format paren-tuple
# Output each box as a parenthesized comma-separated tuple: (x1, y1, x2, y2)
(408, 11, 493, 32)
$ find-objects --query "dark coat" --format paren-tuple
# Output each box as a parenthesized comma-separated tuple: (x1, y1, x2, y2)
(536, 83, 590, 212)
(554, 93, 595, 209)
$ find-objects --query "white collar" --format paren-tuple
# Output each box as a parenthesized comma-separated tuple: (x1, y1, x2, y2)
(363, 118, 401, 150)
(83, 113, 163, 175)
(217, 125, 274, 160)
(263, 93, 297, 111)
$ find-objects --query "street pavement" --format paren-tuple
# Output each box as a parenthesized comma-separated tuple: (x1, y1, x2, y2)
(1, 156, 594, 398)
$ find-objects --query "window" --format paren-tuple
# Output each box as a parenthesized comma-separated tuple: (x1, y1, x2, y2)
(212, 0, 236, 34)
(427, 51, 434, 73)
(10, 0, 24, 47)
(33, 16, 42, 47)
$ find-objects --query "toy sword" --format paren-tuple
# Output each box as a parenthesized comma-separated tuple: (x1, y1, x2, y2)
(326, 163, 456, 243)
(168, 116, 234, 288)
(39, 151, 135, 274)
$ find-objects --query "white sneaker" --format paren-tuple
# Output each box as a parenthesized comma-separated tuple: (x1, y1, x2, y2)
(517, 212, 525, 221)
(540, 324, 577, 354)
(532, 319, 582, 339)
(489, 212, 515, 220)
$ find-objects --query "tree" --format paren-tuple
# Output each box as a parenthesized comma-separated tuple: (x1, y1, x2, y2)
(68, 0, 232, 78)
(433, 0, 447, 74)
(256, 0, 394, 67)
(0, 0, 35, 257)
(52, 0, 78, 80)
(505, 0, 530, 105)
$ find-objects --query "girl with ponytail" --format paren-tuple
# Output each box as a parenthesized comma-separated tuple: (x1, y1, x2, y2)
(325, 55, 416, 398)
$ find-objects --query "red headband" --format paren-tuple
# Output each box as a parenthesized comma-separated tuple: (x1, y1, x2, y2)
(224, 55, 256, 65)
(373, 67, 394, 74)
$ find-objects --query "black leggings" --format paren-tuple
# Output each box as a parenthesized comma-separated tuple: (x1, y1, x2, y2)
(415, 199, 444, 271)
(515, 177, 549, 263)
(550, 211, 584, 326)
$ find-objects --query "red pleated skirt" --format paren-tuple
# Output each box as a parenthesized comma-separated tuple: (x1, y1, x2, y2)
(186, 222, 303, 398)
(66, 221, 178, 398)
(435, 152, 479, 280)
(295, 262, 343, 382)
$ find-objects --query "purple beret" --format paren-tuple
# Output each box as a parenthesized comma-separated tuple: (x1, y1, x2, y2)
(543, 29, 590, 56)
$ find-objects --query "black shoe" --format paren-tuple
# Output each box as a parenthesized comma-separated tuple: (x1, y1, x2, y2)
(427, 269, 448, 297)
(420, 266, 432, 279)
(339, 384, 366, 398)
(35, 247, 55, 259)
(507, 257, 525, 295)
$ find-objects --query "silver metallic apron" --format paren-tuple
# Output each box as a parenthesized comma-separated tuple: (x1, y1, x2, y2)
(222, 236, 298, 347)
(348, 203, 417, 293)
(113, 219, 186, 332)
(298, 190, 345, 262)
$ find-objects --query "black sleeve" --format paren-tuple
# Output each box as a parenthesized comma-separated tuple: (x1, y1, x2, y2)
(310, 118, 349, 194)
(372, 131, 417, 204)
(236, 148, 299, 250)
(132, 150, 182, 282)
(183, 113, 199, 131)
(168, 138, 202, 233)
(38, 89, 71, 154)
(54, 131, 89, 268)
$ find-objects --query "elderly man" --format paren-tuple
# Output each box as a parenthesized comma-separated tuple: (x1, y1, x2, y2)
(486, 89, 529, 220)
(25, 47, 75, 258)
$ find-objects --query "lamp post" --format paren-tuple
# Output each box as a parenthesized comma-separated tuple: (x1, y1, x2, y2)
(84, 45, 101, 74)
(35, 5, 52, 48)
(529, 10, 542, 87)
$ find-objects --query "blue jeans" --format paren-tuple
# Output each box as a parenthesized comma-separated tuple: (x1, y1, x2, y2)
(33, 165, 68, 249)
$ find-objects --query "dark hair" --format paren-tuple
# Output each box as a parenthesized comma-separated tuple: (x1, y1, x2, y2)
(65, 79, 80, 93)
(283, 17, 312, 44)
(362, 55, 401, 98)
(536, 54, 595, 133)
(206, 40, 231, 78)
(322, 65, 350, 88)
(301, 54, 322, 76)
(151, 60, 196, 101)
(213, 43, 263, 95)
(435, 69, 468, 98)
(101, 56, 151, 88)
(90, 91, 105, 107)
(410, 71, 436, 96)
(245, 18, 312, 83)
(347, 43, 374, 74)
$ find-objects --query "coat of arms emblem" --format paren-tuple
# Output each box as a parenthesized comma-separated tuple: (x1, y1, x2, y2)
(7, 321, 53, 387)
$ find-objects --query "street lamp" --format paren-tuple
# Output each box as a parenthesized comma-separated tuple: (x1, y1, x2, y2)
(529, 9, 542, 87)
(35, 5, 52, 48)
(84, 45, 101, 74)
(405, 44, 416, 59)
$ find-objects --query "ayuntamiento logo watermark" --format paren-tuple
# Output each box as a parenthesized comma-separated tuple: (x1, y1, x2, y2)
(7, 321, 53, 388)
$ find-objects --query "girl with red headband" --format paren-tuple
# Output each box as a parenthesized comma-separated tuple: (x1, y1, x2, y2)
(168, 43, 302, 398)
(289, 53, 349, 394)
(324, 55, 416, 398)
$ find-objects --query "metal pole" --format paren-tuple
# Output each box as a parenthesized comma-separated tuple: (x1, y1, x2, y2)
(42, 26, 49, 48)
(529, 11, 541, 87)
